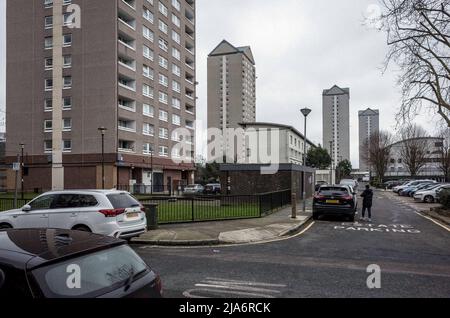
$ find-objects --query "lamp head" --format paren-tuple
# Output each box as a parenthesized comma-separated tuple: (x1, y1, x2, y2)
(98, 127, 107, 135)
(301, 108, 312, 117)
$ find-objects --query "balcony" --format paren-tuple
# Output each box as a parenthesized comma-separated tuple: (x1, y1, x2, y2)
(121, 0, 136, 10)
(185, 120, 194, 130)
(185, 56, 194, 70)
(118, 10, 136, 30)
(118, 118, 137, 133)
(118, 75, 136, 92)
(185, 6, 195, 25)
(185, 104, 195, 114)
(118, 31, 136, 51)
(185, 25, 195, 41)
(118, 55, 136, 71)
(118, 140, 135, 153)
(185, 87, 195, 100)
(118, 96, 136, 112)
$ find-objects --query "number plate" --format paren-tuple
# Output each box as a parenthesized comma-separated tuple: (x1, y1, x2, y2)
(126, 212, 139, 219)
(326, 200, 340, 204)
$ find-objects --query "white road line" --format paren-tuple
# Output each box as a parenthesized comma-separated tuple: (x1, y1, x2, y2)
(414, 211, 450, 232)
(183, 288, 276, 298)
(194, 283, 281, 294)
(204, 277, 286, 288)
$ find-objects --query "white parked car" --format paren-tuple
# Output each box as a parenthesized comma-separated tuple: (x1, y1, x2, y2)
(339, 179, 359, 192)
(393, 180, 435, 193)
(0, 190, 147, 239)
(414, 184, 450, 203)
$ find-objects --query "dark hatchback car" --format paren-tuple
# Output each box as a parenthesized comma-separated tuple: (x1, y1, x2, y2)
(0, 228, 162, 298)
(313, 185, 357, 222)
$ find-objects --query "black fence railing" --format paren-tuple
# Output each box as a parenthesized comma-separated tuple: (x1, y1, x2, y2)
(0, 198, 30, 211)
(139, 189, 292, 224)
(117, 184, 186, 196)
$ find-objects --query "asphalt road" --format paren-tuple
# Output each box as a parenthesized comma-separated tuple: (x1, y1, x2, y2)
(133, 190, 450, 298)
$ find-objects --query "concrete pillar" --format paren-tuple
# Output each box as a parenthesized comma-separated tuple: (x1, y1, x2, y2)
(52, 0, 64, 190)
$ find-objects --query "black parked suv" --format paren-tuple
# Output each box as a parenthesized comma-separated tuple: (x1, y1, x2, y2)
(0, 229, 162, 298)
(313, 185, 357, 222)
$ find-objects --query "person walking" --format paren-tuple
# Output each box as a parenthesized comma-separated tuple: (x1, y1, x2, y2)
(360, 184, 374, 222)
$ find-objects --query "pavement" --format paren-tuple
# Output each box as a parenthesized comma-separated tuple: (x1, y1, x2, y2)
(132, 201, 312, 246)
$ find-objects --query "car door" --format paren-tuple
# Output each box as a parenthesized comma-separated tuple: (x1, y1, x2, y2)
(49, 194, 99, 229)
(13, 194, 56, 228)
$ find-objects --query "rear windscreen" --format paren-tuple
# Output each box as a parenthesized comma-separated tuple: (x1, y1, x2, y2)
(107, 193, 141, 209)
(319, 187, 349, 195)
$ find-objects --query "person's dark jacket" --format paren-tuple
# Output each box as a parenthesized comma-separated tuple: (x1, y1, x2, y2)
(361, 189, 374, 207)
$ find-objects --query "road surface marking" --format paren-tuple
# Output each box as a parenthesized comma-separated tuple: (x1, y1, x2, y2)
(414, 211, 450, 232)
(183, 278, 286, 298)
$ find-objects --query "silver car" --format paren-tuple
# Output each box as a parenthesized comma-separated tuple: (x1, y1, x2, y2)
(0, 190, 147, 239)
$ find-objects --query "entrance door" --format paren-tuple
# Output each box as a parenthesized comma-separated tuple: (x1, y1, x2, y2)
(153, 172, 164, 193)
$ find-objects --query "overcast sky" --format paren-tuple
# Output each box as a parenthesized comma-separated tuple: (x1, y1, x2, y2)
(0, 0, 439, 168)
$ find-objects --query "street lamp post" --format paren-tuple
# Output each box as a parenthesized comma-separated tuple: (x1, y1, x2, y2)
(150, 149, 153, 195)
(20, 143, 25, 199)
(98, 127, 107, 189)
(301, 108, 312, 214)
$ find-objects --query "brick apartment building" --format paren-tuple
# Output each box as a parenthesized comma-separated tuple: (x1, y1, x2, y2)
(6, 0, 196, 192)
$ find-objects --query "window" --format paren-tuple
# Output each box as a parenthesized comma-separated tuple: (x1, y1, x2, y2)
(158, 1, 168, 16)
(63, 55, 72, 68)
(63, 140, 72, 152)
(159, 91, 168, 104)
(158, 56, 168, 69)
(143, 65, 153, 79)
(158, 20, 168, 34)
(172, 80, 181, 93)
(143, 26, 154, 42)
(143, 7, 154, 23)
(171, 0, 180, 11)
(63, 118, 72, 131)
(171, 30, 180, 44)
(171, 14, 180, 27)
(143, 84, 154, 98)
(45, 37, 53, 49)
(63, 76, 72, 89)
(45, 57, 53, 70)
(159, 74, 168, 87)
(63, 34, 72, 46)
(172, 64, 181, 77)
(159, 110, 168, 122)
(158, 37, 168, 51)
(143, 143, 154, 155)
(143, 103, 154, 117)
(45, 79, 53, 91)
(172, 47, 180, 60)
(44, 120, 53, 132)
(143, 45, 154, 60)
(172, 114, 181, 126)
(45, 99, 53, 111)
(143, 123, 154, 136)
(159, 127, 169, 139)
(159, 146, 169, 157)
(172, 97, 181, 109)
(63, 97, 72, 109)
(45, 16, 53, 28)
(44, 140, 52, 153)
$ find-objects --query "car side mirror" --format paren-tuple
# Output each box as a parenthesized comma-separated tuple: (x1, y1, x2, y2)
(21, 205, 31, 212)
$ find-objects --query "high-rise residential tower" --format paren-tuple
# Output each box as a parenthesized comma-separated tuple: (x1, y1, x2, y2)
(358, 108, 380, 172)
(207, 40, 256, 162)
(6, 0, 196, 192)
(322, 85, 350, 166)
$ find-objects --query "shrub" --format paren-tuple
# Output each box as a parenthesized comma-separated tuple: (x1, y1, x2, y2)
(439, 189, 450, 209)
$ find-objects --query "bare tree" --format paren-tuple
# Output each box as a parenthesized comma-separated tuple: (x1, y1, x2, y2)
(399, 124, 431, 176)
(436, 127, 450, 181)
(361, 131, 393, 183)
(378, 0, 450, 126)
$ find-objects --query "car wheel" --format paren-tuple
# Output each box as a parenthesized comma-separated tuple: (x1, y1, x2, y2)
(0, 223, 12, 230)
(424, 196, 435, 203)
(72, 225, 91, 232)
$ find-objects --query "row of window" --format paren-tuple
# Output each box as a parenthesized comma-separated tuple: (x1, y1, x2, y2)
(44, 119, 72, 132)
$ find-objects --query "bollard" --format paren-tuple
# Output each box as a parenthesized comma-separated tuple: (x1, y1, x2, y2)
(291, 193, 297, 219)
(144, 203, 159, 230)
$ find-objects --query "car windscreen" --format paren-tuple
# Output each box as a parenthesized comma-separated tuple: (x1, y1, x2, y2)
(319, 187, 349, 195)
(107, 193, 141, 209)
(31, 245, 149, 298)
